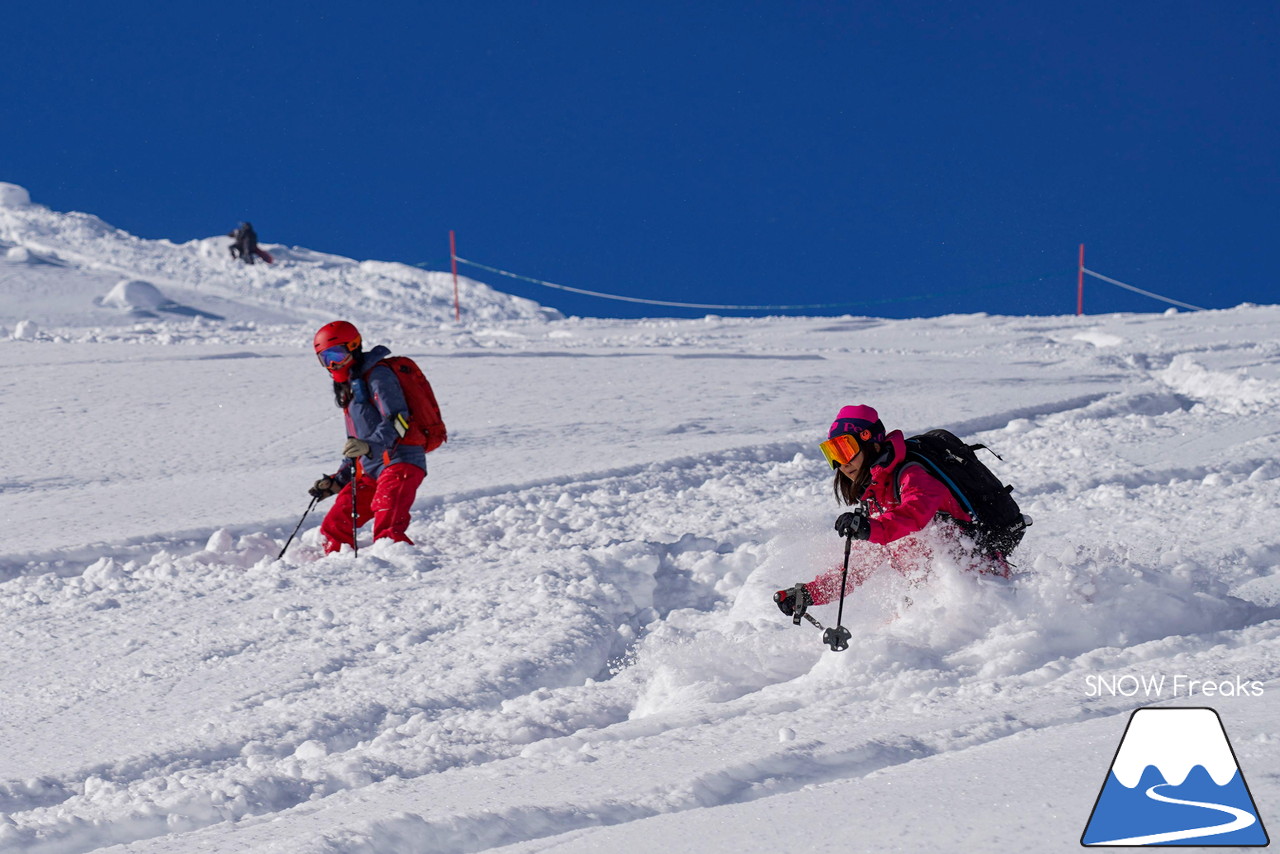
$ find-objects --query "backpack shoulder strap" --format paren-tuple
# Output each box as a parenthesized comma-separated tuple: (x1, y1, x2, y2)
(894, 450, 978, 518)
(891, 458, 926, 502)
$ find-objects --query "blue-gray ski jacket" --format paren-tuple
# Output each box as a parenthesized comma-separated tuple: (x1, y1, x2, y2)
(333, 345, 428, 484)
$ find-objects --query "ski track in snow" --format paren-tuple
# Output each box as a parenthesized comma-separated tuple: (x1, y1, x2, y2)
(2, 189, 1280, 853)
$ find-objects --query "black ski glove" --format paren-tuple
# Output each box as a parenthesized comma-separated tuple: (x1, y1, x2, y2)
(774, 583, 813, 617)
(834, 508, 871, 541)
(309, 475, 340, 500)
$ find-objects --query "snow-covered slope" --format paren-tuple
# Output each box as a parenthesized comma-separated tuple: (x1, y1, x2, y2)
(1, 185, 1278, 854)
(0, 182, 557, 331)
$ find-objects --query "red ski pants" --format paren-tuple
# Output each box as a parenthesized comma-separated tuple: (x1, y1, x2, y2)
(320, 463, 426, 554)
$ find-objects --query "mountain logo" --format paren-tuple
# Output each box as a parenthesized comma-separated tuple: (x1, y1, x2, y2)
(1082, 707, 1270, 847)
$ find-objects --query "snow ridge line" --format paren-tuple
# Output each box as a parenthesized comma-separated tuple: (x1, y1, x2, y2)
(0, 440, 812, 584)
(415, 440, 814, 513)
(938, 392, 1113, 438)
(413, 380, 1127, 518)
(1026, 453, 1280, 500)
(0, 379, 1129, 584)
(173, 736, 932, 854)
(284, 702, 1129, 854)
(1, 204, 544, 331)
(0, 229, 247, 306)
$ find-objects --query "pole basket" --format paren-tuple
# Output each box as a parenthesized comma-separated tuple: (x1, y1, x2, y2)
(823, 625, 851, 652)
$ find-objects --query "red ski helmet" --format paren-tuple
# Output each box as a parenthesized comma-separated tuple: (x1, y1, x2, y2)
(314, 320, 362, 381)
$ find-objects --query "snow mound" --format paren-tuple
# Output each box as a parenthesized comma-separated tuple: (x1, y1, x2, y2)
(1073, 329, 1124, 348)
(0, 183, 31, 207)
(5, 246, 31, 263)
(0, 187, 559, 329)
(1159, 353, 1279, 414)
(102, 279, 169, 311)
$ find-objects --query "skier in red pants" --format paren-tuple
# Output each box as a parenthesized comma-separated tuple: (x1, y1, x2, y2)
(308, 321, 427, 553)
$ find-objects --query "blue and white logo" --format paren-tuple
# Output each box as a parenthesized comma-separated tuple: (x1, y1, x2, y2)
(1082, 707, 1269, 846)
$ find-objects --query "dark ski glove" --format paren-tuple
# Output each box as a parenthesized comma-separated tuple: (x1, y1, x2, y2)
(834, 508, 871, 541)
(774, 583, 813, 617)
(309, 476, 340, 500)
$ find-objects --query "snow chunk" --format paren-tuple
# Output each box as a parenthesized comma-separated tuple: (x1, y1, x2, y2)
(12, 320, 38, 340)
(0, 183, 31, 207)
(5, 246, 31, 263)
(102, 278, 169, 311)
(1232, 574, 1280, 607)
(205, 529, 235, 554)
(1248, 460, 1280, 482)
(83, 558, 127, 588)
(1072, 330, 1124, 348)
(293, 740, 328, 760)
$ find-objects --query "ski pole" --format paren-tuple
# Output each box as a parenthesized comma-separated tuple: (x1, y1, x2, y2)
(351, 461, 360, 557)
(277, 495, 319, 560)
(824, 530, 855, 650)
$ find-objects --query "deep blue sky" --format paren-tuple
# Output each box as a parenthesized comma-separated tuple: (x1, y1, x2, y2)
(2, 2, 1276, 319)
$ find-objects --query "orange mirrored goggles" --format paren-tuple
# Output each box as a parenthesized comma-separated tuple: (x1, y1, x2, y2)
(819, 433, 862, 469)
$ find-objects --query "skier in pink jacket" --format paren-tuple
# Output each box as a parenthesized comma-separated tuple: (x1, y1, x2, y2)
(774, 404, 1004, 618)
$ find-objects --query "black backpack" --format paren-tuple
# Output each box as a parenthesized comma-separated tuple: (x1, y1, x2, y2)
(893, 429, 1030, 557)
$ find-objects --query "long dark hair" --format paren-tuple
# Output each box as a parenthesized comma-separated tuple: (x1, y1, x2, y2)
(333, 380, 353, 408)
(331, 350, 362, 408)
(831, 442, 881, 506)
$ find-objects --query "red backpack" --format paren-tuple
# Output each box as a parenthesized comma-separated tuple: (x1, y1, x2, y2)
(370, 356, 448, 452)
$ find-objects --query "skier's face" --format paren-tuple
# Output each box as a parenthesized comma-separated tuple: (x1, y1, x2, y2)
(838, 451, 864, 479)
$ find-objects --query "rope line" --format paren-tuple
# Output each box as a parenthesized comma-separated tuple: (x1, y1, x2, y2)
(1082, 267, 1205, 311)
(450, 255, 1054, 312)
(429, 254, 1210, 314)
(455, 256, 794, 309)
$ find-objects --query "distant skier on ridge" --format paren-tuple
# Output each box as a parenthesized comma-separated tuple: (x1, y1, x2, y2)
(228, 222, 272, 264)
(306, 320, 446, 554)
(774, 404, 1027, 621)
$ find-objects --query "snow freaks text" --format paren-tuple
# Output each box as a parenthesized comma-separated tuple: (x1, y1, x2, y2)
(1084, 674, 1265, 699)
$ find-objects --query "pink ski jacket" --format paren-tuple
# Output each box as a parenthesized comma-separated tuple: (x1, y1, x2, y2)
(862, 430, 971, 545)
(805, 430, 977, 606)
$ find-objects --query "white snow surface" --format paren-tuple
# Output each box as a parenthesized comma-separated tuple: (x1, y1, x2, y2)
(0, 183, 31, 208)
(1, 184, 1279, 853)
